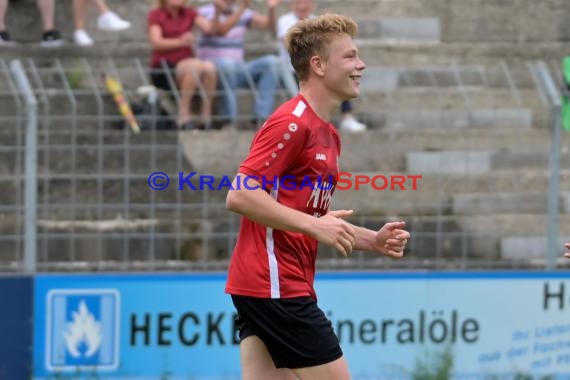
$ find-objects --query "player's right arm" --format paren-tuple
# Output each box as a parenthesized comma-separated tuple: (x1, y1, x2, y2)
(226, 177, 355, 256)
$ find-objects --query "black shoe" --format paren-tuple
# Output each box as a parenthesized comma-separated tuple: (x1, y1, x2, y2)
(0, 30, 16, 47)
(179, 121, 199, 131)
(40, 30, 64, 47)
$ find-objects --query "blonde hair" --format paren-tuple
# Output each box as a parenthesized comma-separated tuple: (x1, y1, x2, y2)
(154, 0, 188, 7)
(285, 13, 358, 81)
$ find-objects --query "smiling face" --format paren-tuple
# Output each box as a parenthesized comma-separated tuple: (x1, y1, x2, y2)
(319, 33, 366, 100)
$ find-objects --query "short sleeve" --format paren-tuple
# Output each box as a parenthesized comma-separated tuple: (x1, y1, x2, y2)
(277, 14, 295, 39)
(243, 9, 255, 28)
(147, 8, 161, 29)
(186, 7, 198, 24)
(239, 114, 308, 186)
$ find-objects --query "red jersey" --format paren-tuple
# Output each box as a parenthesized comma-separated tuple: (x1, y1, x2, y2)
(147, 7, 197, 68)
(226, 94, 341, 300)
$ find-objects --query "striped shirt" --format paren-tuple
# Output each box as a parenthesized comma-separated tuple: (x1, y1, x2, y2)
(197, 4, 254, 62)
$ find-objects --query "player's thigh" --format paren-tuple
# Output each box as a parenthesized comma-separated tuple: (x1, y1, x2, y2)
(240, 335, 297, 380)
(291, 355, 350, 380)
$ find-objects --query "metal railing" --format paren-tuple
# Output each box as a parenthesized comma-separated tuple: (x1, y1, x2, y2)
(0, 57, 567, 272)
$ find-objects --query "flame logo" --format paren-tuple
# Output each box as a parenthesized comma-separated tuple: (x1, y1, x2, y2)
(63, 300, 102, 358)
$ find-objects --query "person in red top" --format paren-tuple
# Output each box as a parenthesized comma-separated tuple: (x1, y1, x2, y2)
(148, 0, 249, 129)
(225, 13, 410, 380)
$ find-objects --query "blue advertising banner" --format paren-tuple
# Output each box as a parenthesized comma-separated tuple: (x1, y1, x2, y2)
(0, 276, 32, 380)
(33, 272, 570, 379)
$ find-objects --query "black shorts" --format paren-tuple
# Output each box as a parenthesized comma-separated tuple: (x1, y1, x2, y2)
(150, 63, 177, 91)
(231, 295, 343, 369)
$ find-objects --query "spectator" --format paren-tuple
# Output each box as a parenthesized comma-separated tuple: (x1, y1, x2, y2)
(197, 0, 281, 129)
(73, 0, 131, 47)
(565, 242, 570, 258)
(0, 0, 63, 47)
(277, 0, 367, 133)
(148, 0, 249, 130)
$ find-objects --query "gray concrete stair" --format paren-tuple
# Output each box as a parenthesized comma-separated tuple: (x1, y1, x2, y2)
(2, 212, 567, 270)
(180, 128, 556, 174)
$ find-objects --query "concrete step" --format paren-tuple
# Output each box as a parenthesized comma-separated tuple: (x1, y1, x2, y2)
(361, 66, 538, 93)
(1, 128, 554, 175)
(452, 192, 560, 215)
(357, 18, 440, 43)
(501, 236, 570, 260)
(360, 87, 542, 108)
(358, 108, 535, 129)
(2, 168, 568, 218)
(356, 87, 546, 129)
(7, 0, 570, 45)
(27, 177, 227, 213)
(0, 213, 240, 269)
(332, 170, 570, 216)
(317, 214, 569, 266)
(2, 41, 568, 75)
(15, 149, 566, 177)
(405, 150, 570, 174)
(181, 128, 556, 174)
(1, 212, 566, 270)
(0, 212, 533, 269)
(2, 57, 541, 92)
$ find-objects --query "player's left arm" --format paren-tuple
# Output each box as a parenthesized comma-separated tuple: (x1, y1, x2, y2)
(336, 215, 409, 258)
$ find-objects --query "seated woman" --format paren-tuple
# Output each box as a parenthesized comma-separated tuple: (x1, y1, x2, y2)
(148, 0, 248, 129)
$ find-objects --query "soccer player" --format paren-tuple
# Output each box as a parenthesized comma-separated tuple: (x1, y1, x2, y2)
(225, 13, 410, 380)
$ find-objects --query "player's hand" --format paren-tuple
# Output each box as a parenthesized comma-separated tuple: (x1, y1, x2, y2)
(376, 221, 409, 258)
(565, 243, 570, 258)
(311, 210, 355, 257)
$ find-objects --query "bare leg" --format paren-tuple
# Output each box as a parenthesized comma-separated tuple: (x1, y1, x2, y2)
(240, 336, 297, 380)
(91, 0, 110, 15)
(36, 0, 55, 31)
(72, 0, 87, 30)
(292, 356, 351, 380)
(200, 61, 217, 126)
(0, 0, 7, 30)
(175, 59, 199, 126)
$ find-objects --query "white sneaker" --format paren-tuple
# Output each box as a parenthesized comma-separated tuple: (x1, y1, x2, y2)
(74, 29, 94, 46)
(339, 115, 367, 133)
(97, 11, 131, 32)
